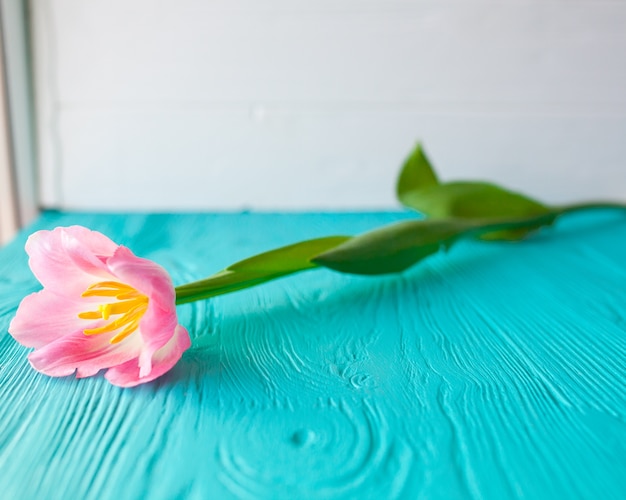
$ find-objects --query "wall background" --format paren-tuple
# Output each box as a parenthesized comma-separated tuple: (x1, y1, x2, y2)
(32, 0, 626, 211)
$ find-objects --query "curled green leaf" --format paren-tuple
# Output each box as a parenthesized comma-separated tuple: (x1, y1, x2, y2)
(312, 218, 470, 275)
(312, 212, 559, 275)
(396, 144, 552, 240)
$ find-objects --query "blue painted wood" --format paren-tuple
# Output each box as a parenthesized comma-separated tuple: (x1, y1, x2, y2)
(1, 210, 626, 499)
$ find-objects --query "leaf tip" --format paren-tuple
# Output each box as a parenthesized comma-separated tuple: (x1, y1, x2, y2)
(396, 142, 440, 203)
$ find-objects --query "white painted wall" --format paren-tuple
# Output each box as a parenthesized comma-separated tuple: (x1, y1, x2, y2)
(32, 0, 626, 210)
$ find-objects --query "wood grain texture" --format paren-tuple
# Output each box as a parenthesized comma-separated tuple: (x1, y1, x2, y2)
(1, 210, 626, 498)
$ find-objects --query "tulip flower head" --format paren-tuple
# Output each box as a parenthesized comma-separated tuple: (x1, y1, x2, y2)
(9, 226, 190, 387)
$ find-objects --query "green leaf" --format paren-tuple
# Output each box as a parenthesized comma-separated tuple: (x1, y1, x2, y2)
(312, 212, 559, 275)
(396, 144, 552, 240)
(414, 182, 551, 241)
(175, 236, 350, 304)
(400, 181, 548, 219)
(396, 143, 439, 206)
(312, 218, 476, 275)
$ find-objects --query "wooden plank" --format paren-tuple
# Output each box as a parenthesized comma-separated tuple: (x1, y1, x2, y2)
(1, 210, 625, 497)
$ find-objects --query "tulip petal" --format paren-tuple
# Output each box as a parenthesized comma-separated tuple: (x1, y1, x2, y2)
(28, 329, 142, 378)
(9, 290, 91, 348)
(107, 247, 176, 311)
(136, 305, 179, 377)
(26, 226, 118, 296)
(107, 246, 179, 362)
(104, 325, 191, 388)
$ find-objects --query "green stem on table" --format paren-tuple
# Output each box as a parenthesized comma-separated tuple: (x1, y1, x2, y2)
(174, 202, 626, 306)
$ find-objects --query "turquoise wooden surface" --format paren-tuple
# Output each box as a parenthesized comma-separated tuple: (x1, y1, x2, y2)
(1, 210, 626, 499)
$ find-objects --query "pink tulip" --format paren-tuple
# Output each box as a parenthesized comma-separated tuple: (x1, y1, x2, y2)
(9, 226, 191, 387)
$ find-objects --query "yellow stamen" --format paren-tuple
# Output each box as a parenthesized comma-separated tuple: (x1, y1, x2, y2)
(85, 281, 134, 291)
(78, 311, 102, 320)
(110, 322, 140, 344)
(81, 289, 125, 297)
(99, 304, 111, 321)
(78, 280, 148, 344)
(115, 291, 143, 300)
